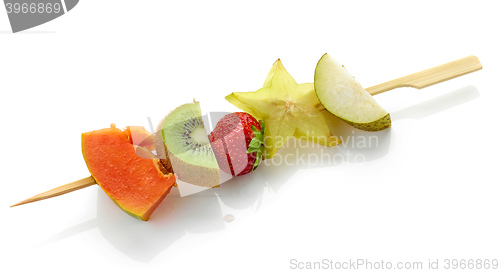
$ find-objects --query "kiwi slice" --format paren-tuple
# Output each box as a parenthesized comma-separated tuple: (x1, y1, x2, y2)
(160, 101, 220, 187)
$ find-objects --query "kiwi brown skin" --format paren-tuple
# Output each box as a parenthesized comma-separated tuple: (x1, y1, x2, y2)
(154, 118, 173, 175)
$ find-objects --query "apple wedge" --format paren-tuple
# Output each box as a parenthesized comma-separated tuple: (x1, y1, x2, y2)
(314, 53, 391, 131)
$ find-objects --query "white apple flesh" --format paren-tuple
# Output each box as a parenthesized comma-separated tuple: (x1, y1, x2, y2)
(314, 53, 391, 131)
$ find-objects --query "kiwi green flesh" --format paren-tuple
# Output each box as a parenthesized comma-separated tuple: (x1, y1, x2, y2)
(160, 102, 220, 187)
(167, 151, 220, 188)
(154, 117, 173, 174)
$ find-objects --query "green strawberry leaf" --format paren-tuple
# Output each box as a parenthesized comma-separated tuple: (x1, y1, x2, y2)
(249, 138, 261, 149)
(247, 146, 260, 154)
(251, 125, 260, 135)
(259, 120, 265, 137)
(247, 119, 266, 171)
(253, 151, 262, 170)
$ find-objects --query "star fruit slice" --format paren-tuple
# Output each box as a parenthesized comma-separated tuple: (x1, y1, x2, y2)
(226, 59, 340, 159)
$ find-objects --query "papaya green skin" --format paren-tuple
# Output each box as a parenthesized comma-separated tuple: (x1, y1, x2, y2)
(82, 125, 176, 221)
(104, 184, 172, 221)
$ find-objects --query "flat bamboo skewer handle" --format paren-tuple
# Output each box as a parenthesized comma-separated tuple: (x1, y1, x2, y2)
(10, 56, 483, 208)
(366, 55, 482, 95)
(10, 176, 96, 207)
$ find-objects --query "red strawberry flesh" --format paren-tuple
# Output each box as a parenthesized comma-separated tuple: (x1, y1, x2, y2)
(210, 112, 261, 176)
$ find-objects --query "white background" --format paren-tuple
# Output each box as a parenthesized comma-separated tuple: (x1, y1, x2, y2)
(1, 1, 499, 272)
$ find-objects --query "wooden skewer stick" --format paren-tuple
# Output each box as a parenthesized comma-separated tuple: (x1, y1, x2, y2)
(10, 56, 482, 208)
(316, 55, 482, 110)
(366, 55, 482, 95)
(10, 176, 96, 207)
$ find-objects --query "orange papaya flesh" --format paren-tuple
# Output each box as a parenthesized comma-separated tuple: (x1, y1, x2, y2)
(82, 124, 176, 221)
(126, 126, 156, 152)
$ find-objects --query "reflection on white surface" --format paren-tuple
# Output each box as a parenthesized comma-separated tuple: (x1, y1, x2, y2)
(95, 188, 224, 262)
(392, 86, 480, 120)
(35, 85, 480, 263)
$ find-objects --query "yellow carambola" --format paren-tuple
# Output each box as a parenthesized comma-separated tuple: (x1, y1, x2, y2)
(226, 59, 340, 159)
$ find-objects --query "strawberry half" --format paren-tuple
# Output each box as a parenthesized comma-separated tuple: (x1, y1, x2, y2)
(209, 112, 265, 176)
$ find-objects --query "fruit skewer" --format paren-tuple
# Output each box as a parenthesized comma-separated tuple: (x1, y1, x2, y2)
(11, 176, 96, 208)
(10, 55, 482, 218)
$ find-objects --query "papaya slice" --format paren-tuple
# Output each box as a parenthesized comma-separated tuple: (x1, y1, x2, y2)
(126, 126, 156, 152)
(82, 124, 176, 221)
